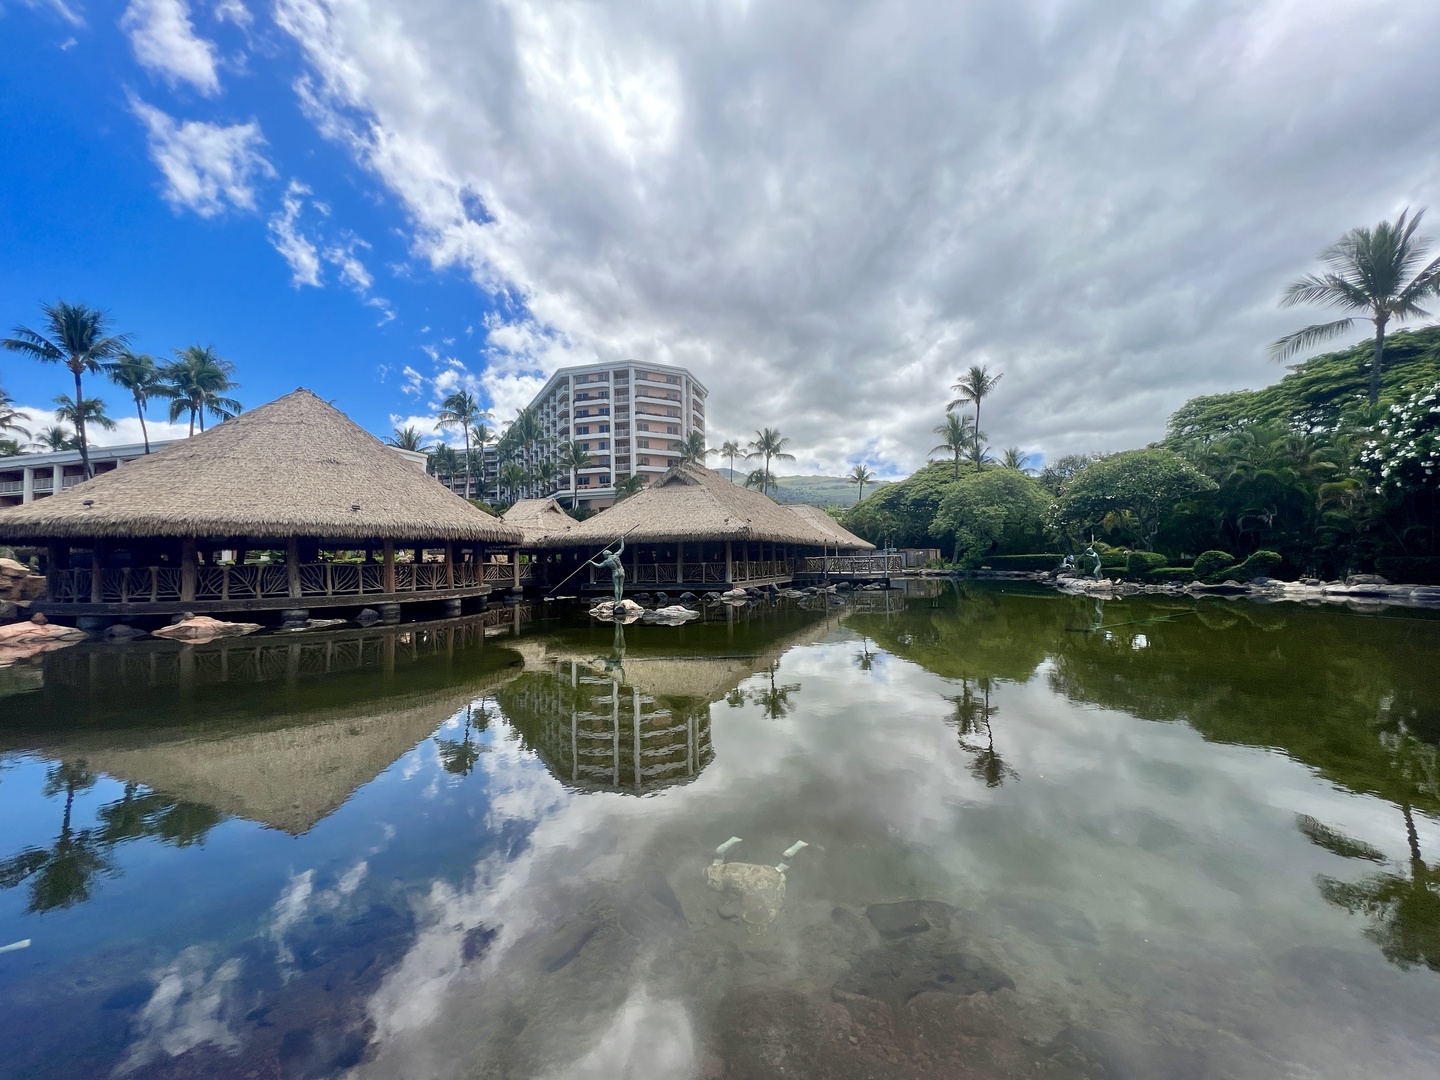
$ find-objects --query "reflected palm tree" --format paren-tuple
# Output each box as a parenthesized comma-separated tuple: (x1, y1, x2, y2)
(436, 703, 488, 777)
(0, 761, 116, 913)
(749, 661, 801, 720)
(855, 636, 877, 672)
(1308, 805, 1440, 972)
(96, 782, 223, 847)
(945, 679, 1016, 787)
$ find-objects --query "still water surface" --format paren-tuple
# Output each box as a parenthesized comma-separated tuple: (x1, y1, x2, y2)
(1, 583, 1438, 1079)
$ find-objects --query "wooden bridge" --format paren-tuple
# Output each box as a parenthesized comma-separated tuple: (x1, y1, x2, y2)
(795, 554, 905, 582)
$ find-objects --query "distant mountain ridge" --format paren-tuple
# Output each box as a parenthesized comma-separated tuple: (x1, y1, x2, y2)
(718, 468, 894, 506)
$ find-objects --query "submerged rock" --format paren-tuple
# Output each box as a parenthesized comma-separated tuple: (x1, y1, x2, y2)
(538, 918, 600, 972)
(152, 616, 262, 641)
(643, 604, 700, 625)
(865, 900, 955, 939)
(589, 598, 645, 621)
(834, 939, 1014, 1003)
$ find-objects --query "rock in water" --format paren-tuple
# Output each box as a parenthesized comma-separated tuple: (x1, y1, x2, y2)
(538, 918, 600, 972)
(705, 861, 789, 930)
(152, 616, 262, 641)
(865, 900, 955, 939)
(834, 939, 1014, 1003)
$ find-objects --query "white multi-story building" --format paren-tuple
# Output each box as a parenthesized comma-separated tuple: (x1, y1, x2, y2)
(526, 360, 708, 511)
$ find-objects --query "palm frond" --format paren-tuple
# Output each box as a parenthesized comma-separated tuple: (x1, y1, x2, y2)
(1268, 319, 1355, 362)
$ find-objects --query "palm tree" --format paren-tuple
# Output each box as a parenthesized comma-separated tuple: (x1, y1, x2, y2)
(1000, 447, 1035, 474)
(2, 301, 131, 478)
(1271, 208, 1440, 403)
(742, 468, 775, 494)
(0, 388, 30, 443)
(54, 396, 116, 444)
(966, 432, 993, 471)
(106, 350, 168, 453)
(556, 441, 593, 509)
(437, 390, 487, 500)
(33, 424, 77, 451)
(948, 364, 1003, 440)
(719, 439, 742, 481)
(499, 460, 527, 504)
(0, 439, 22, 457)
(679, 429, 712, 466)
(427, 444, 461, 489)
(745, 427, 796, 495)
(386, 425, 426, 451)
(613, 474, 646, 502)
(164, 346, 241, 435)
(931, 413, 975, 480)
(848, 463, 875, 502)
(509, 407, 544, 497)
(471, 421, 494, 499)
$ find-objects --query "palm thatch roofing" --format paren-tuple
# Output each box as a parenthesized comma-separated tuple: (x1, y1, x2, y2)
(0, 389, 523, 544)
(542, 463, 827, 548)
(503, 497, 581, 546)
(784, 504, 875, 550)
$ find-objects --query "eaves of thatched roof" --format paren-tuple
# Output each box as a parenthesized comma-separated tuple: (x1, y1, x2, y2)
(0, 389, 524, 544)
(542, 463, 830, 548)
(502, 497, 581, 546)
(784, 504, 875, 550)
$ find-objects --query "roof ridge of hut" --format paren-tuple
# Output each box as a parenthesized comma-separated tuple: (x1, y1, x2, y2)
(783, 503, 875, 550)
(0, 388, 523, 543)
(502, 496, 581, 546)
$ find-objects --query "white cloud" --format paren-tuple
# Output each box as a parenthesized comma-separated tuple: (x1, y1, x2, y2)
(131, 96, 274, 217)
(212, 0, 251, 28)
(117, 948, 243, 1075)
(122, 0, 222, 97)
(275, 0, 1440, 473)
(20, 0, 85, 28)
(11, 405, 192, 450)
(267, 179, 323, 286)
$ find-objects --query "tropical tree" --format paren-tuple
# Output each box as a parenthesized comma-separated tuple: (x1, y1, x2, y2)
(2, 301, 131, 478)
(745, 427, 795, 494)
(164, 346, 241, 435)
(0, 439, 21, 457)
(107, 350, 168, 453)
(386, 425, 426, 451)
(54, 396, 116, 444)
(948, 364, 1003, 438)
(556, 441, 593, 509)
(1001, 447, 1035, 474)
(934, 469, 1050, 566)
(719, 439, 742, 480)
(509, 407, 545, 497)
(0, 387, 30, 443)
(470, 421, 494, 499)
(742, 468, 775, 494)
(499, 460, 527, 504)
(427, 444, 461, 488)
(848, 463, 875, 502)
(613, 474, 646, 502)
(1055, 448, 1216, 550)
(678, 429, 712, 466)
(33, 424, 77, 451)
(1271, 208, 1440, 403)
(931, 413, 976, 480)
(966, 430, 993, 471)
(437, 390, 487, 500)
(0, 761, 115, 913)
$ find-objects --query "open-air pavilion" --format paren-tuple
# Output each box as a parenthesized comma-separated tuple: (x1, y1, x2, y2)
(536, 463, 874, 593)
(0, 389, 525, 627)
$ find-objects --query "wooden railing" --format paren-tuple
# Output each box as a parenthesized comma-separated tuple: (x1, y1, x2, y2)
(603, 559, 795, 586)
(800, 555, 904, 575)
(48, 560, 501, 606)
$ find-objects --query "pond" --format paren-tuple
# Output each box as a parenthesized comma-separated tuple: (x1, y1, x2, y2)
(1, 583, 1438, 1079)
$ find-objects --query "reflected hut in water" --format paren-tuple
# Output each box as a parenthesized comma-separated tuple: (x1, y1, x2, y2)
(0, 390, 524, 629)
(533, 463, 874, 593)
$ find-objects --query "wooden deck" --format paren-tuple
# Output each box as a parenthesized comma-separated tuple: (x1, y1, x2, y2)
(794, 554, 905, 581)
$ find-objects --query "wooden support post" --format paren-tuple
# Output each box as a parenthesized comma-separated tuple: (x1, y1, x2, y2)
(181, 537, 197, 602)
(725, 540, 733, 585)
(383, 539, 396, 593)
(512, 548, 521, 591)
(676, 541, 684, 585)
(445, 541, 455, 588)
(90, 542, 103, 603)
(286, 536, 301, 598)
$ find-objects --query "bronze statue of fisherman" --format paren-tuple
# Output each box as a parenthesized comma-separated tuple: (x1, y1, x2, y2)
(590, 537, 626, 604)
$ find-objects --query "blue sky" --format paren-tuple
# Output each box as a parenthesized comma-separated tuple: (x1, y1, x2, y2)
(2, 1, 1438, 474)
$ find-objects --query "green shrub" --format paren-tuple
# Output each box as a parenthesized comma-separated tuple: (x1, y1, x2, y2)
(1125, 551, 1168, 578)
(979, 554, 1067, 571)
(1375, 557, 1440, 585)
(1145, 566, 1195, 584)
(1231, 549, 1283, 580)
(1192, 550, 1236, 582)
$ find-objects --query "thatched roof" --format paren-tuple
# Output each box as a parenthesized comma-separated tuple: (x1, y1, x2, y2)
(503, 497, 581, 546)
(784, 504, 875, 550)
(0, 389, 523, 544)
(543, 463, 825, 547)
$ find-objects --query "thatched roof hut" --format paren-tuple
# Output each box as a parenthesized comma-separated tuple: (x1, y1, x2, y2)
(784, 504, 874, 550)
(543, 463, 822, 548)
(0, 389, 521, 544)
(502, 498, 581, 546)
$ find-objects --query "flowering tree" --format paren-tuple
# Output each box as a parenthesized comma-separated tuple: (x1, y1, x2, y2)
(1360, 381, 1440, 494)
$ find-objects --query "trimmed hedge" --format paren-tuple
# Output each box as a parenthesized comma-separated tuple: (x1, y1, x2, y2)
(1192, 550, 1235, 582)
(1126, 551, 1168, 578)
(1231, 549, 1282, 580)
(1146, 567, 1196, 584)
(1375, 557, 1440, 585)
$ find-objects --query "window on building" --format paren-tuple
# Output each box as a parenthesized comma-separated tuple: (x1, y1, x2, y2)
(598, 423, 609, 432)
(580, 475, 591, 485)
(600, 475, 611, 485)
(577, 425, 590, 435)
(639, 456, 650, 466)
(638, 422, 650, 431)
(637, 438, 649, 448)
(599, 407, 609, 415)
(598, 440, 608, 449)
(666, 425, 678, 435)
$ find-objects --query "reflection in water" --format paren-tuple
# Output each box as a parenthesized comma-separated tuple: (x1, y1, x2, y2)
(2, 586, 1440, 1078)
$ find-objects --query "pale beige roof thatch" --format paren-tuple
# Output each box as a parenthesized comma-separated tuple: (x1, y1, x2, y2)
(503, 497, 581, 546)
(0, 389, 523, 544)
(784, 504, 875, 550)
(543, 463, 828, 547)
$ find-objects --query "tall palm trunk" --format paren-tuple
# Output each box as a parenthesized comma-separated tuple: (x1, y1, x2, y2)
(134, 394, 150, 454)
(1370, 315, 1388, 404)
(70, 366, 92, 478)
(462, 428, 473, 501)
